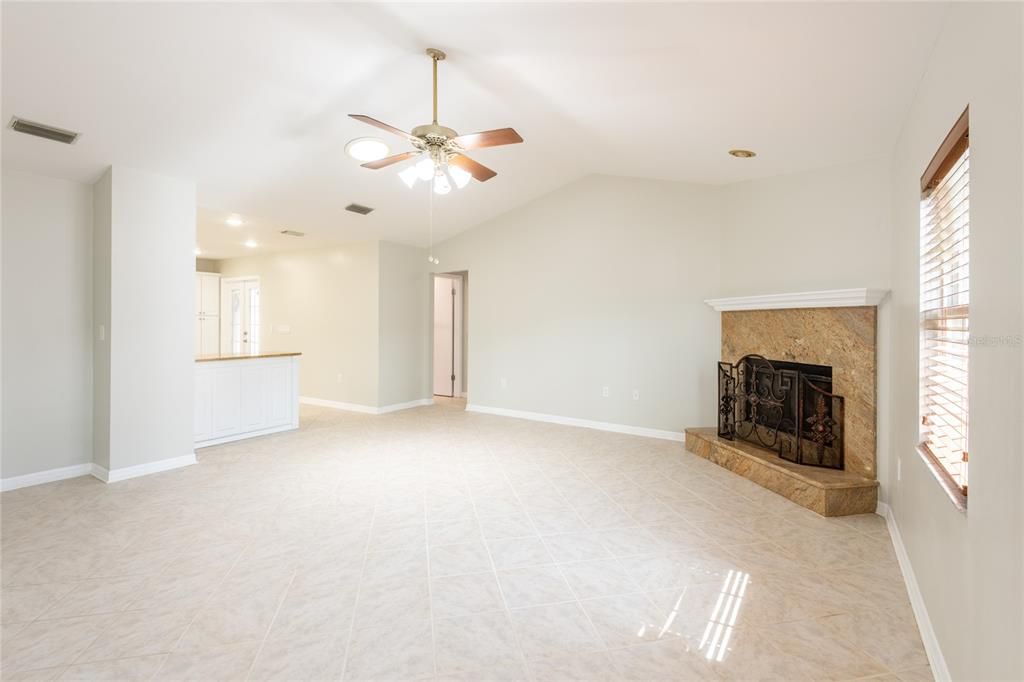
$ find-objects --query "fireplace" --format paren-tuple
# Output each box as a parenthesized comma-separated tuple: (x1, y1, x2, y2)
(717, 354, 845, 469)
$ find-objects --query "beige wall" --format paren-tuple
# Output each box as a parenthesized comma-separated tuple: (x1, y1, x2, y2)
(434, 174, 722, 434)
(717, 158, 892, 296)
(219, 243, 381, 408)
(1, 171, 94, 478)
(378, 241, 432, 407)
(887, 4, 1023, 679)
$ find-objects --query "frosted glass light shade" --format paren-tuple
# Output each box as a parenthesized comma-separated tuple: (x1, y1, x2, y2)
(449, 165, 471, 189)
(416, 157, 435, 181)
(398, 166, 418, 188)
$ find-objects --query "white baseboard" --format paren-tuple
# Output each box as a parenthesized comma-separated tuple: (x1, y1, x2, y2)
(0, 462, 94, 492)
(195, 423, 297, 449)
(878, 502, 951, 682)
(459, 392, 468, 398)
(300, 396, 378, 414)
(91, 453, 197, 484)
(465, 404, 684, 442)
(378, 398, 434, 414)
(301, 396, 434, 415)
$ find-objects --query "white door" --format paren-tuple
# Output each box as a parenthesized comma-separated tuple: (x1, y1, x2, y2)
(222, 278, 261, 355)
(433, 275, 463, 397)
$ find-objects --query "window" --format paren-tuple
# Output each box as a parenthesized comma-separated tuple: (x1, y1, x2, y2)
(919, 107, 969, 507)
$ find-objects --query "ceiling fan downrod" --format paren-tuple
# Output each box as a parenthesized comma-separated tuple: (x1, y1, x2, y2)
(426, 48, 446, 126)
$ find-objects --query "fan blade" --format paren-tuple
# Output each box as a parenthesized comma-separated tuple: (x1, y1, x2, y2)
(361, 151, 420, 170)
(452, 128, 523, 150)
(449, 154, 497, 182)
(348, 114, 417, 142)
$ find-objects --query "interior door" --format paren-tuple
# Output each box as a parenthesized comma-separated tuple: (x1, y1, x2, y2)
(433, 276, 455, 396)
(433, 275, 463, 397)
(222, 278, 261, 354)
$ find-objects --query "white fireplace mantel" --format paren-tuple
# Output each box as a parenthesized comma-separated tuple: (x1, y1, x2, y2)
(704, 288, 890, 312)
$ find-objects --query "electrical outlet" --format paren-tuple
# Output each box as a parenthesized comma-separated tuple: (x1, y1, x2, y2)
(97, 324, 106, 342)
(602, 386, 609, 398)
(500, 377, 508, 389)
(897, 457, 902, 482)
(632, 389, 640, 401)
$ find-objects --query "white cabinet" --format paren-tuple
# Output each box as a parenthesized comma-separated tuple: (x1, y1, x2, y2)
(194, 354, 300, 447)
(195, 272, 220, 355)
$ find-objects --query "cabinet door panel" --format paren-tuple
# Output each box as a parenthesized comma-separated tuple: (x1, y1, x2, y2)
(210, 366, 242, 435)
(200, 316, 219, 355)
(265, 363, 292, 427)
(199, 274, 220, 315)
(194, 371, 214, 439)
(240, 366, 266, 429)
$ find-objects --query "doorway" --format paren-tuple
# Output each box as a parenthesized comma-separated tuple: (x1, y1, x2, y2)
(433, 273, 465, 398)
(221, 276, 261, 355)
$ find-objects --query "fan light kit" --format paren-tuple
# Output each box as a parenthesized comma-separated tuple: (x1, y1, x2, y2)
(349, 48, 524, 197)
(728, 149, 757, 158)
(345, 137, 390, 162)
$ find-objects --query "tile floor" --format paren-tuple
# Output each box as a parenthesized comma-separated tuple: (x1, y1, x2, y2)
(1, 399, 931, 681)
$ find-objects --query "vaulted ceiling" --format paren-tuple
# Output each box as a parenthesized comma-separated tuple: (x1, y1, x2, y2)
(2, 3, 947, 257)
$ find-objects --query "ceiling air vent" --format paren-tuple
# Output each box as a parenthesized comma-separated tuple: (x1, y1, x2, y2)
(8, 117, 79, 145)
(280, 229, 305, 237)
(345, 203, 374, 215)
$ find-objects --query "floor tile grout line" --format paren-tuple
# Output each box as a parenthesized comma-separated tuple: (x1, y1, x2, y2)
(467, 440, 536, 681)
(147, 532, 258, 679)
(422, 489, 439, 680)
(242, 567, 298, 681)
(336, 495, 378, 682)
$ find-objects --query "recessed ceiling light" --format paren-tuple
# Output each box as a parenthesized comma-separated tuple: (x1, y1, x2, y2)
(194, 247, 202, 256)
(728, 149, 757, 158)
(226, 214, 244, 227)
(244, 239, 258, 248)
(345, 137, 390, 162)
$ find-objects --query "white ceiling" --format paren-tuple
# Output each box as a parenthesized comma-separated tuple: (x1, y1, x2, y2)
(2, 2, 947, 258)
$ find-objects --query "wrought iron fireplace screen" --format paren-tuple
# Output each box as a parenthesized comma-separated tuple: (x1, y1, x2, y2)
(717, 354, 845, 469)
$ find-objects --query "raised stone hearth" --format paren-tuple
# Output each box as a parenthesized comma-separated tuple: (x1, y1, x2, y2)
(686, 428, 878, 516)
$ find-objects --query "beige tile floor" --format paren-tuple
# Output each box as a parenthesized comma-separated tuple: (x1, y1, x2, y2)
(1, 399, 932, 681)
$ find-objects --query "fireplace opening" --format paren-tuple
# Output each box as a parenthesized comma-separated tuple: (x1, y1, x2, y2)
(717, 355, 845, 469)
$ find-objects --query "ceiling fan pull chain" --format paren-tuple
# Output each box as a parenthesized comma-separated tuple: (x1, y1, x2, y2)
(427, 180, 438, 265)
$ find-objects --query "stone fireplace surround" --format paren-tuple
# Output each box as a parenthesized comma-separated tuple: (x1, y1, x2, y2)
(686, 288, 888, 516)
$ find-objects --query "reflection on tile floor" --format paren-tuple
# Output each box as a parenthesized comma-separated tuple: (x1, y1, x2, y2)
(0, 400, 932, 680)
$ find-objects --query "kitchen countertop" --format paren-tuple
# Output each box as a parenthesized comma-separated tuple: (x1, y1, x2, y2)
(195, 351, 302, 363)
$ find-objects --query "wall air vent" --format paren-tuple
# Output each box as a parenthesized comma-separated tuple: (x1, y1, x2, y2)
(345, 203, 374, 215)
(280, 229, 305, 237)
(8, 117, 79, 144)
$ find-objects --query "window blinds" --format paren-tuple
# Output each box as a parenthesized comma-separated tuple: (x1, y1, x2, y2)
(919, 141, 969, 495)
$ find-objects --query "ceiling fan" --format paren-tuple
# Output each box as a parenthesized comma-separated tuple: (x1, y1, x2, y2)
(349, 48, 523, 195)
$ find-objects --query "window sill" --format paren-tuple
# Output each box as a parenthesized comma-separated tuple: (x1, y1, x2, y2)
(916, 444, 968, 513)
